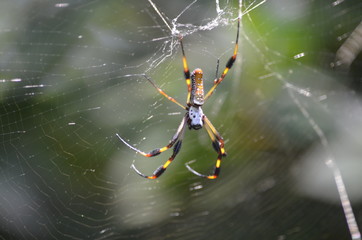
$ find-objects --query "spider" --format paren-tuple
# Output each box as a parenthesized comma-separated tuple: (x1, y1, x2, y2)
(117, 17, 240, 179)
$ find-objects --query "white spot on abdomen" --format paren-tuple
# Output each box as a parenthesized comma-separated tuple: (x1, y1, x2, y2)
(189, 106, 204, 129)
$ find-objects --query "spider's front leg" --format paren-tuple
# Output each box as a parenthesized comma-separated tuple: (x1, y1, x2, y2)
(204, 17, 240, 102)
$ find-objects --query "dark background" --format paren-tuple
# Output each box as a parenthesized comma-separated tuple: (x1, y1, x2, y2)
(0, 0, 361, 239)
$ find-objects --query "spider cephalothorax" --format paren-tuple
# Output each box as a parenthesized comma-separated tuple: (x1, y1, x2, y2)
(117, 17, 240, 179)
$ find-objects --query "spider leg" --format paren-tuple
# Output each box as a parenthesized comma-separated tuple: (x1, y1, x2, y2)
(116, 115, 187, 158)
(215, 59, 220, 81)
(142, 74, 186, 110)
(204, 17, 240, 102)
(132, 137, 184, 179)
(203, 115, 227, 156)
(185, 115, 226, 179)
(131, 116, 187, 179)
(179, 36, 192, 105)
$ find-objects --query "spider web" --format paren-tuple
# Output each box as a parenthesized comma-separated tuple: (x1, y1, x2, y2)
(0, 0, 361, 239)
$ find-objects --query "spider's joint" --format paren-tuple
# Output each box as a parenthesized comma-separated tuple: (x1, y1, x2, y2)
(148, 149, 161, 157)
(173, 141, 182, 155)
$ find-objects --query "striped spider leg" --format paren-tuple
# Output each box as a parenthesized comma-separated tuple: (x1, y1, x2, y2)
(185, 115, 227, 179)
(204, 17, 240, 101)
(117, 115, 187, 179)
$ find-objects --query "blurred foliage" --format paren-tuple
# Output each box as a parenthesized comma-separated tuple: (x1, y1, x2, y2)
(0, 0, 361, 239)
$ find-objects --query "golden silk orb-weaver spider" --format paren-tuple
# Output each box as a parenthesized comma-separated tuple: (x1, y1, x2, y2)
(117, 17, 240, 179)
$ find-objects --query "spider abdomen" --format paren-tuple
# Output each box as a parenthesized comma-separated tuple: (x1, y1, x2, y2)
(190, 68, 204, 106)
(188, 106, 204, 130)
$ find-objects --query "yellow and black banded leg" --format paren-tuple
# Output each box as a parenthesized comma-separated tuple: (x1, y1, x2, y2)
(131, 118, 186, 179)
(205, 17, 240, 101)
(116, 116, 187, 158)
(186, 151, 223, 180)
(203, 116, 227, 156)
(132, 138, 184, 179)
(117, 133, 176, 158)
(185, 115, 226, 179)
(179, 36, 192, 105)
(117, 115, 187, 179)
(206, 153, 223, 180)
(142, 74, 186, 110)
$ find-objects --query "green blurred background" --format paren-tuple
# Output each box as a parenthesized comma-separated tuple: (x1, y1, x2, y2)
(0, 0, 361, 239)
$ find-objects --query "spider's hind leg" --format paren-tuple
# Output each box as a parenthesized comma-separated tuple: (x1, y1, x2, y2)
(185, 152, 223, 180)
(117, 115, 187, 179)
(116, 114, 187, 158)
(116, 133, 171, 157)
(203, 115, 226, 156)
(185, 115, 226, 179)
(132, 139, 183, 179)
(212, 141, 227, 157)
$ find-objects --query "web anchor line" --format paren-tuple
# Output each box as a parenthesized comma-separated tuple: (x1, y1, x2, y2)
(288, 89, 361, 240)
